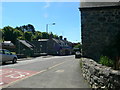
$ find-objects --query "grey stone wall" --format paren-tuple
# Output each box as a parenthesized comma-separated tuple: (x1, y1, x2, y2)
(80, 6, 120, 61)
(80, 58, 120, 88)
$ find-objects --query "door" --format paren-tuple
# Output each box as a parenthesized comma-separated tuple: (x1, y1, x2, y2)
(0, 50, 3, 63)
(4, 50, 13, 61)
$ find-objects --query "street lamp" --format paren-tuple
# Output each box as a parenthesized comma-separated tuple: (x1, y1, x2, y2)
(46, 23, 55, 33)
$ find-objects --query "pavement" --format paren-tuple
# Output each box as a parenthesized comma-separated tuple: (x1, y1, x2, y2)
(17, 55, 54, 61)
(1, 55, 90, 88)
(17, 57, 34, 61)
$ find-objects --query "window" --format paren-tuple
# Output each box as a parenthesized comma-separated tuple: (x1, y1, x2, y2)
(40, 45, 42, 47)
(0, 50, 3, 54)
(4, 50, 11, 55)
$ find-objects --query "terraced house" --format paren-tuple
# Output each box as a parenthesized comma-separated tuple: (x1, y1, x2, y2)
(31, 35, 73, 56)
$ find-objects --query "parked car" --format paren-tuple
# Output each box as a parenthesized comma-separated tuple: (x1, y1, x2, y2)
(75, 51, 81, 58)
(0, 49, 17, 64)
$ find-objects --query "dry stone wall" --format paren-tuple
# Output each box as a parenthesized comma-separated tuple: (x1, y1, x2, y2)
(80, 58, 120, 89)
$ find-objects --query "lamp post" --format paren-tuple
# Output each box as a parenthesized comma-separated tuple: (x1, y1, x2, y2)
(46, 23, 55, 33)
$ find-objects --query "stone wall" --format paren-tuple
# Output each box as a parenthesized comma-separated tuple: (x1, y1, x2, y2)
(80, 58, 120, 88)
(80, 6, 120, 61)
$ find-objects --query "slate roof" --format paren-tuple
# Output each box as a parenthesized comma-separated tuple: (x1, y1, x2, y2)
(19, 40, 35, 49)
(0, 41, 15, 48)
(52, 38, 72, 48)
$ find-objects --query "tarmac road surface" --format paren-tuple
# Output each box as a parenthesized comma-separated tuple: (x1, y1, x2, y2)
(1, 55, 90, 88)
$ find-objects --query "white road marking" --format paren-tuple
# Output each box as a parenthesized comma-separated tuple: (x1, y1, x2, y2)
(0, 70, 13, 75)
(55, 70, 64, 73)
(0, 82, 4, 85)
(5, 71, 30, 79)
(1, 60, 67, 88)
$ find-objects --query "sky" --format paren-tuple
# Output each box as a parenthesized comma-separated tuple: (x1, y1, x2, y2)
(1, 2, 81, 43)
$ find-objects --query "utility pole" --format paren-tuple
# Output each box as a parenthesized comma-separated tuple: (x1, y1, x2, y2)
(46, 23, 55, 33)
(46, 24, 48, 33)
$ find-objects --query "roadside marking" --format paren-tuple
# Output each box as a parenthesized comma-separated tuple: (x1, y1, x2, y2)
(2, 61, 66, 88)
(0, 68, 38, 88)
(2, 69, 47, 88)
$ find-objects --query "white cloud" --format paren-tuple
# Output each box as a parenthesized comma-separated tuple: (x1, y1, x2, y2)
(43, 2, 50, 8)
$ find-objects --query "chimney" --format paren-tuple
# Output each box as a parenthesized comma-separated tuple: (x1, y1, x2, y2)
(59, 36, 63, 40)
(64, 38, 67, 41)
(49, 34, 53, 39)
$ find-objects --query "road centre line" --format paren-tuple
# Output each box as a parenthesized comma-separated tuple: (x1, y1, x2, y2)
(48, 61, 65, 70)
(2, 61, 66, 88)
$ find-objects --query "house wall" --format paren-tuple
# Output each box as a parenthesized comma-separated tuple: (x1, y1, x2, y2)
(47, 39, 59, 55)
(31, 41, 47, 53)
(16, 41, 34, 56)
(80, 6, 120, 61)
(40, 41, 47, 53)
(31, 41, 41, 53)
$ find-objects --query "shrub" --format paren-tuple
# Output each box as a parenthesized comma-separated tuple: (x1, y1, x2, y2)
(99, 56, 114, 67)
(80, 61, 83, 68)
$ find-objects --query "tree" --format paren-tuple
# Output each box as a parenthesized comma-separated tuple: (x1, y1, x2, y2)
(0, 29, 3, 42)
(15, 24, 35, 33)
(53, 34, 59, 39)
(33, 31, 42, 40)
(24, 31, 33, 41)
(27, 24, 35, 33)
(15, 26, 24, 32)
(73, 43, 82, 52)
(42, 32, 49, 39)
(2, 26, 22, 44)
(15, 29, 24, 40)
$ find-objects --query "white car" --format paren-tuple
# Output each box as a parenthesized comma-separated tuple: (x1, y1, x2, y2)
(75, 51, 81, 58)
(0, 49, 17, 64)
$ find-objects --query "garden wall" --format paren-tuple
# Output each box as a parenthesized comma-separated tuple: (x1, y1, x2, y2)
(80, 58, 120, 88)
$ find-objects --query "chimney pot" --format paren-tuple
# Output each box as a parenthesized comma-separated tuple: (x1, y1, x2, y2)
(64, 38, 67, 41)
(59, 36, 63, 40)
(49, 34, 53, 39)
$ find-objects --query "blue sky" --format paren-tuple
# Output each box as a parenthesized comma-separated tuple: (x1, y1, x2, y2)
(2, 2, 81, 43)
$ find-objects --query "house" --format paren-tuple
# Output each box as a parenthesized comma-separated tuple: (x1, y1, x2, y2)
(31, 39, 48, 54)
(31, 35, 73, 56)
(79, 2, 120, 61)
(0, 41, 15, 52)
(16, 40, 37, 57)
(47, 36, 73, 55)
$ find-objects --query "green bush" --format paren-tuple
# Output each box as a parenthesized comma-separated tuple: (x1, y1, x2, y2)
(80, 62, 83, 68)
(99, 56, 114, 67)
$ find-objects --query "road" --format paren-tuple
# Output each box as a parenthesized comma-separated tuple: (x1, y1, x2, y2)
(1, 55, 90, 88)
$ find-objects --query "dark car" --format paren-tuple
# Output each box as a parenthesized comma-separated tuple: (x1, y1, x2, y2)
(75, 51, 81, 58)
